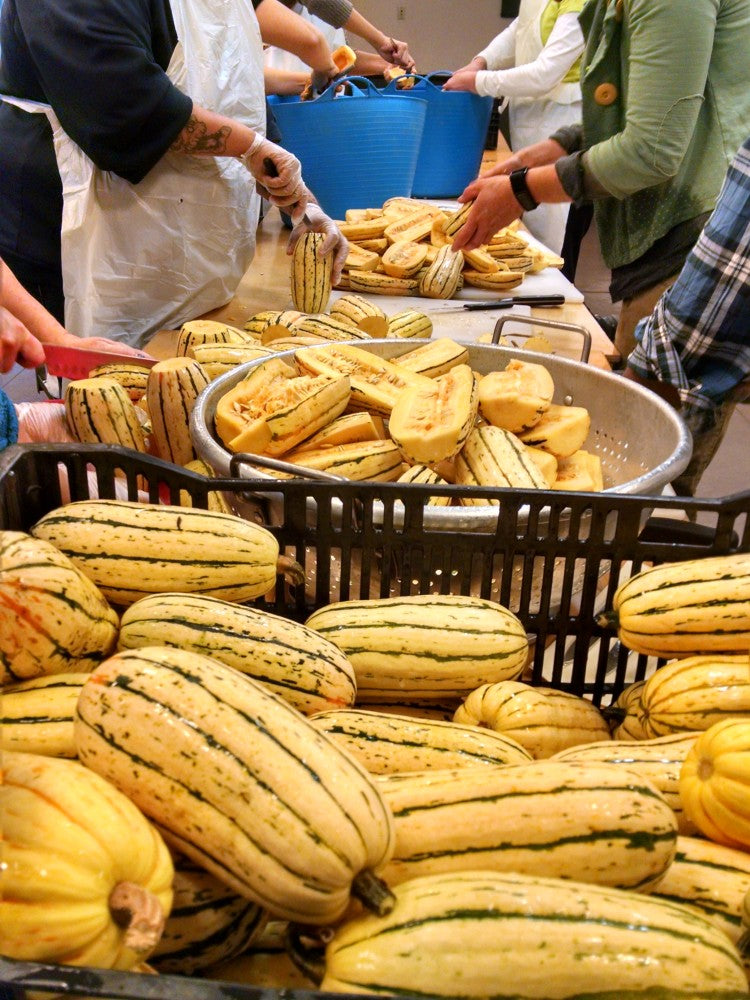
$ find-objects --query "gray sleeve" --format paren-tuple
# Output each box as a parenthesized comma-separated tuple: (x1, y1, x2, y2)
(302, 0, 354, 29)
(555, 150, 611, 204)
(548, 123, 583, 154)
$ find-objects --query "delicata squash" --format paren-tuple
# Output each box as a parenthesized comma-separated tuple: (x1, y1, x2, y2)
(74, 645, 396, 925)
(0, 751, 174, 970)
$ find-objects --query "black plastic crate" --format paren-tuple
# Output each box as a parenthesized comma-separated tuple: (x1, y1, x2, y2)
(3, 442, 749, 707)
(2, 442, 750, 1000)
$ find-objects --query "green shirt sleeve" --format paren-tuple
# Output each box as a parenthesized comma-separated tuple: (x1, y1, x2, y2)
(585, 0, 719, 200)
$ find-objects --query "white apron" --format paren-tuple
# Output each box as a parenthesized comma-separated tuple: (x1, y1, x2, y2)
(5, 0, 265, 348)
(509, 0, 582, 254)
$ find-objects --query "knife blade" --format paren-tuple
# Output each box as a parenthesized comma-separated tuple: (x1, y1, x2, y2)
(432, 294, 566, 312)
(43, 344, 158, 380)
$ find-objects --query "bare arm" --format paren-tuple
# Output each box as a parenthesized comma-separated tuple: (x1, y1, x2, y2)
(257, 0, 337, 76)
(264, 66, 310, 96)
(342, 8, 415, 71)
(0, 258, 148, 360)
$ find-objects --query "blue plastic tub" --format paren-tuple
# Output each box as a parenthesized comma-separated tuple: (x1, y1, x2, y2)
(268, 78, 427, 220)
(383, 72, 494, 198)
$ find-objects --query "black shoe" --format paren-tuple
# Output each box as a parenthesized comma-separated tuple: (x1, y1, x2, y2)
(594, 313, 618, 339)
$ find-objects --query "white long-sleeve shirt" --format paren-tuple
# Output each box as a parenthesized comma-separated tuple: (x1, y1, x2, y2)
(475, 13, 584, 100)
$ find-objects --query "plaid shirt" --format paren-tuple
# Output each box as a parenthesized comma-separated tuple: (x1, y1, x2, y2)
(629, 136, 750, 431)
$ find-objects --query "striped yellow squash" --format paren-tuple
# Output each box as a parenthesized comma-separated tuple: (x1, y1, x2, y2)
(598, 553, 750, 657)
(290, 231, 332, 314)
(315, 871, 747, 996)
(454, 424, 549, 500)
(388, 363, 478, 465)
(606, 679, 649, 740)
(151, 857, 267, 974)
(639, 654, 750, 737)
(30, 500, 299, 607)
(0, 672, 89, 757)
(386, 309, 433, 340)
(146, 357, 210, 466)
(205, 921, 314, 990)
(418, 245, 464, 299)
(118, 592, 356, 715)
(680, 719, 750, 851)
(74, 646, 395, 925)
(553, 731, 700, 834)
(304, 595, 529, 703)
(1, 751, 173, 970)
(308, 708, 531, 773)
(176, 319, 247, 355)
(454, 680, 611, 758)
(651, 835, 750, 946)
(295, 342, 431, 415)
(377, 759, 677, 891)
(87, 361, 153, 400)
(0, 531, 118, 684)
(65, 377, 147, 452)
(391, 337, 469, 378)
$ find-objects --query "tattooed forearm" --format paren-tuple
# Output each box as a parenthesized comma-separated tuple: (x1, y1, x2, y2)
(171, 116, 233, 155)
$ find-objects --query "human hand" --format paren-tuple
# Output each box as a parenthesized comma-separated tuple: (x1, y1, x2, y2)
(379, 37, 415, 72)
(311, 60, 339, 95)
(72, 337, 154, 360)
(240, 134, 305, 208)
(451, 57, 486, 76)
(287, 202, 349, 284)
(442, 69, 479, 93)
(487, 139, 567, 176)
(0, 307, 46, 373)
(450, 176, 523, 252)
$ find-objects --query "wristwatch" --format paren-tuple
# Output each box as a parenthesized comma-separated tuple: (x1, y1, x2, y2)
(508, 167, 539, 212)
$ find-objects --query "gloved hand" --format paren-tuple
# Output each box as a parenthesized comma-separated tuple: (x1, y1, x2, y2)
(287, 202, 349, 285)
(240, 134, 305, 208)
(15, 401, 76, 443)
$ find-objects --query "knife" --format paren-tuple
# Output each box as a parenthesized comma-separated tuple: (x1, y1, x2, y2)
(43, 344, 158, 380)
(431, 294, 566, 312)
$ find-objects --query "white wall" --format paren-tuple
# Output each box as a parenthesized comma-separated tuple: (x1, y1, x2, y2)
(349, 0, 509, 72)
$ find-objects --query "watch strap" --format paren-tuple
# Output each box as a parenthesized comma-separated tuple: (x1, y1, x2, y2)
(509, 167, 539, 212)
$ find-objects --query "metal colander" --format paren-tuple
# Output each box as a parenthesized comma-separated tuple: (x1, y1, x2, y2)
(191, 341, 691, 614)
(191, 339, 692, 533)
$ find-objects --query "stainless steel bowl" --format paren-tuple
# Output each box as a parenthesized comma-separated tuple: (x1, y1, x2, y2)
(191, 340, 692, 533)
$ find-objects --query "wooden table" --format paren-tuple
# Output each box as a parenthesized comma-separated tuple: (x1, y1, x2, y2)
(148, 206, 616, 369)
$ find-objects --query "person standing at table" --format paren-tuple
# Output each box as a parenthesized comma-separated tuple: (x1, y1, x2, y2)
(624, 136, 750, 497)
(0, 0, 347, 349)
(450, 0, 750, 366)
(264, 0, 415, 91)
(444, 0, 586, 255)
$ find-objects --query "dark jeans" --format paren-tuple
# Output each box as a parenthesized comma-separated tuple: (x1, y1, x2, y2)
(1, 248, 65, 325)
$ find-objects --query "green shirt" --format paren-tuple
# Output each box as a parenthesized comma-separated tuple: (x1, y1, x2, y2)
(579, 0, 750, 270)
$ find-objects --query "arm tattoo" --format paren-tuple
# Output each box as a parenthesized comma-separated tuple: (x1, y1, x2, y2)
(171, 116, 232, 154)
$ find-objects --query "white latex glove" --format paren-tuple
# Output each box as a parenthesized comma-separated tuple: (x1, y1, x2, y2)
(240, 133, 305, 208)
(15, 402, 76, 443)
(287, 203, 349, 284)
